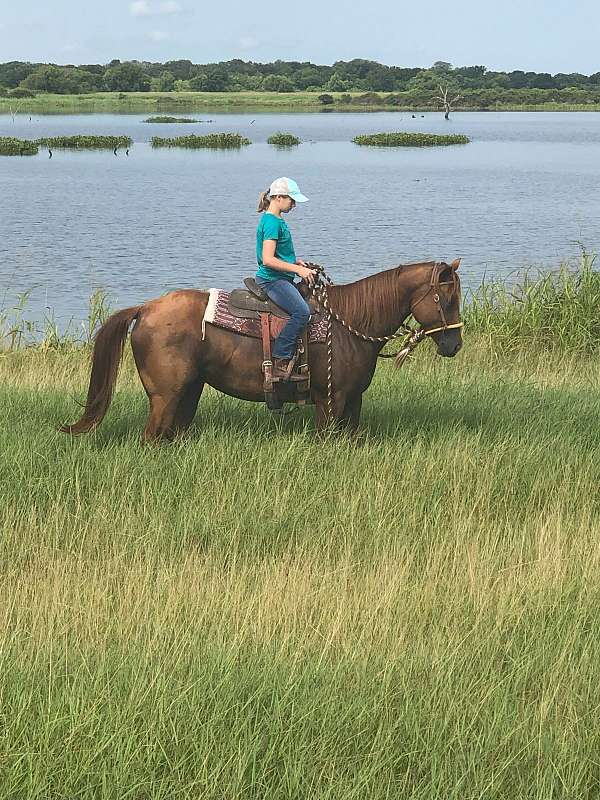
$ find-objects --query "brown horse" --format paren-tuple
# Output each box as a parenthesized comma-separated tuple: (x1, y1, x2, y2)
(61, 260, 463, 441)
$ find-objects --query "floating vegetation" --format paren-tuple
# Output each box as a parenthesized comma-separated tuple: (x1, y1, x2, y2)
(352, 132, 470, 147)
(151, 133, 251, 149)
(37, 135, 132, 149)
(267, 132, 301, 146)
(0, 137, 39, 156)
(143, 116, 198, 123)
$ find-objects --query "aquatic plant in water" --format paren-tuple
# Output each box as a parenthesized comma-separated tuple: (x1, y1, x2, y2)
(267, 132, 301, 146)
(151, 133, 251, 149)
(0, 137, 38, 156)
(352, 132, 470, 147)
(143, 116, 198, 123)
(37, 135, 132, 149)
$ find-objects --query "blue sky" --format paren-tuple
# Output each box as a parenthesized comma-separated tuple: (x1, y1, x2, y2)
(2, 0, 599, 73)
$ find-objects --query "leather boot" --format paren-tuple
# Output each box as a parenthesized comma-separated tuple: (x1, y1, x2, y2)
(272, 357, 305, 382)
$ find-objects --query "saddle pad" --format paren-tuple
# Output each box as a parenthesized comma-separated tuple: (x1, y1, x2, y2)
(202, 289, 328, 343)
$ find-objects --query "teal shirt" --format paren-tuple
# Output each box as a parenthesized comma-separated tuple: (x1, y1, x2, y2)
(256, 212, 297, 283)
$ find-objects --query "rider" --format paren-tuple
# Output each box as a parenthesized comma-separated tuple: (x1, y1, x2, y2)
(255, 177, 318, 381)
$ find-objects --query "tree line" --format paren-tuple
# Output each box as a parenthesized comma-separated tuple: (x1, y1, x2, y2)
(2, 58, 600, 98)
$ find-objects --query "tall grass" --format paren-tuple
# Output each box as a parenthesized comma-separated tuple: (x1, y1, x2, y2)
(2, 336, 600, 797)
(464, 251, 600, 352)
(0, 288, 112, 350)
(1, 256, 600, 796)
(2, 254, 598, 355)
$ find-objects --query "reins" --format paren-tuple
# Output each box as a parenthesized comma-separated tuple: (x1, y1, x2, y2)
(304, 262, 464, 419)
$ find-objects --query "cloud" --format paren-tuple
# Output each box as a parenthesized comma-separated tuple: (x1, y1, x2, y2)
(130, 0, 151, 16)
(148, 30, 170, 41)
(240, 35, 258, 49)
(130, 1, 182, 17)
(158, 1, 181, 12)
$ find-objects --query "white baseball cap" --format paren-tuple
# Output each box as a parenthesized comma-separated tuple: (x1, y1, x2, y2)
(268, 176, 309, 203)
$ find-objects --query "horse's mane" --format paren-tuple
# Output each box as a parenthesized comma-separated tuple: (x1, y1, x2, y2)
(325, 262, 427, 336)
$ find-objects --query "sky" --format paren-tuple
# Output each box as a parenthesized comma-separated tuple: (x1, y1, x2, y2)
(1, 0, 600, 74)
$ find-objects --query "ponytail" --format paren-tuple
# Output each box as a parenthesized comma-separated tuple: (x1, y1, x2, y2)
(256, 189, 271, 213)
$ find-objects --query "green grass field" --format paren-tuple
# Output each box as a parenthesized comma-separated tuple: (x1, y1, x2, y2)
(2, 91, 600, 114)
(2, 255, 600, 796)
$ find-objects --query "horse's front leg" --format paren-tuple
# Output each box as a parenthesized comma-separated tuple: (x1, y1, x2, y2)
(314, 390, 347, 434)
(341, 393, 363, 435)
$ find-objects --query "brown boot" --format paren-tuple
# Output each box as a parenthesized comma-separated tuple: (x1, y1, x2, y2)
(272, 357, 305, 382)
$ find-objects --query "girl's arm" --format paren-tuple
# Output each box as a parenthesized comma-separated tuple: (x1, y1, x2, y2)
(262, 242, 316, 285)
(262, 240, 300, 275)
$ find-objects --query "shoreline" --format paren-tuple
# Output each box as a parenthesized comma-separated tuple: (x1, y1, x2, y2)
(2, 91, 600, 114)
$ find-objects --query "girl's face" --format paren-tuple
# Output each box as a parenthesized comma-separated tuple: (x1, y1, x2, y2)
(274, 195, 296, 214)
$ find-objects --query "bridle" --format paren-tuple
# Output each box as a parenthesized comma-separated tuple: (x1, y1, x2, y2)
(409, 260, 464, 339)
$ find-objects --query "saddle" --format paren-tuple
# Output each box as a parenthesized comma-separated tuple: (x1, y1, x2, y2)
(229, 277, 314, 411)
(227, 278, 290, 319)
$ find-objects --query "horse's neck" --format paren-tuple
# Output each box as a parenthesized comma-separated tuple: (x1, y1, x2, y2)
(327, 265, 421, 339)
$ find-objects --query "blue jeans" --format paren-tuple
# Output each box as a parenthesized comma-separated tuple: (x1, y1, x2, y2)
(256, 278, 310, 360)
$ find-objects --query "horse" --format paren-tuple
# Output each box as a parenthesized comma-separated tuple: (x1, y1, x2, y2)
(60, 259, 463, 441)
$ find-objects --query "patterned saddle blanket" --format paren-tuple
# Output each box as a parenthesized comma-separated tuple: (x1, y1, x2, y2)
(202, 289, 328, 343)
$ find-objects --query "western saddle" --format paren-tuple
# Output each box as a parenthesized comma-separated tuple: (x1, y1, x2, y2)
(228, 277, 312, 411)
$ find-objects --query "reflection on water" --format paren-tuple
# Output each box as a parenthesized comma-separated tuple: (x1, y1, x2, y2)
(1, 111, 599, 326)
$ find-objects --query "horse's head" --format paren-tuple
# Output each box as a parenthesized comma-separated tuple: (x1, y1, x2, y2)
(410, 259, 463, 357)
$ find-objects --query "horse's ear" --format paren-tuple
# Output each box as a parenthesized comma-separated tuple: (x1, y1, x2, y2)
(450, 258, 461, 270)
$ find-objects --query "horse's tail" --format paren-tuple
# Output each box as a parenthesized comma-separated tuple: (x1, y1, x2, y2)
(60, 305, 142, 434)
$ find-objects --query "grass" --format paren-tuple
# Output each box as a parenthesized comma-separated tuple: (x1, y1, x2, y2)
(37, 135, 132, 149)
(0, 91, 330, 113)
(353, 132, 470, 147)
(267, 132, 301, 146)
(151, 132, 251, 148)
(3, 91, 600, 114)
(2, 256, 600, 797)
(143, 115, 199, 123)
(0, 136, 38, 155)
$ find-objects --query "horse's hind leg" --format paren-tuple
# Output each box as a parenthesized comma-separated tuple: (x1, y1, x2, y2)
(132, 320, 203, 443)
(172, 378, 205, 436)
(143, 392, 181, 443)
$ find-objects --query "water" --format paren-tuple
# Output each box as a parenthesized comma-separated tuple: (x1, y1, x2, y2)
(1, 111, 599, 328)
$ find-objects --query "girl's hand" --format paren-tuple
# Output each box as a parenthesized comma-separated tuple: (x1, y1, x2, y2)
(296, 265, 318, 286)
(296, 259, 307, 267)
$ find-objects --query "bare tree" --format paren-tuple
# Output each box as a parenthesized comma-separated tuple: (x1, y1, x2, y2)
(8, 99, 24, 123)
(437, 85, 462, 120)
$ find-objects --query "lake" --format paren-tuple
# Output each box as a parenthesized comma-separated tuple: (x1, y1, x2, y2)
(1, 110, 600, 330)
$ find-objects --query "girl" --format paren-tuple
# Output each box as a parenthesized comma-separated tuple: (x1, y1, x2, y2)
(255, 177, 317, 381)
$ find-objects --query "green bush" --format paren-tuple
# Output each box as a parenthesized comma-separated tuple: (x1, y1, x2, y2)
(143, 116, 198, 123)
(9, 88, 36, 98)
(151, 133, 251, 149)
(267, 132, 301, 146)
(0, 137, 38, 156)
(37, 135, 132, 149)
(352, 92, 384, 105)
(352, 132, 470, 147)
